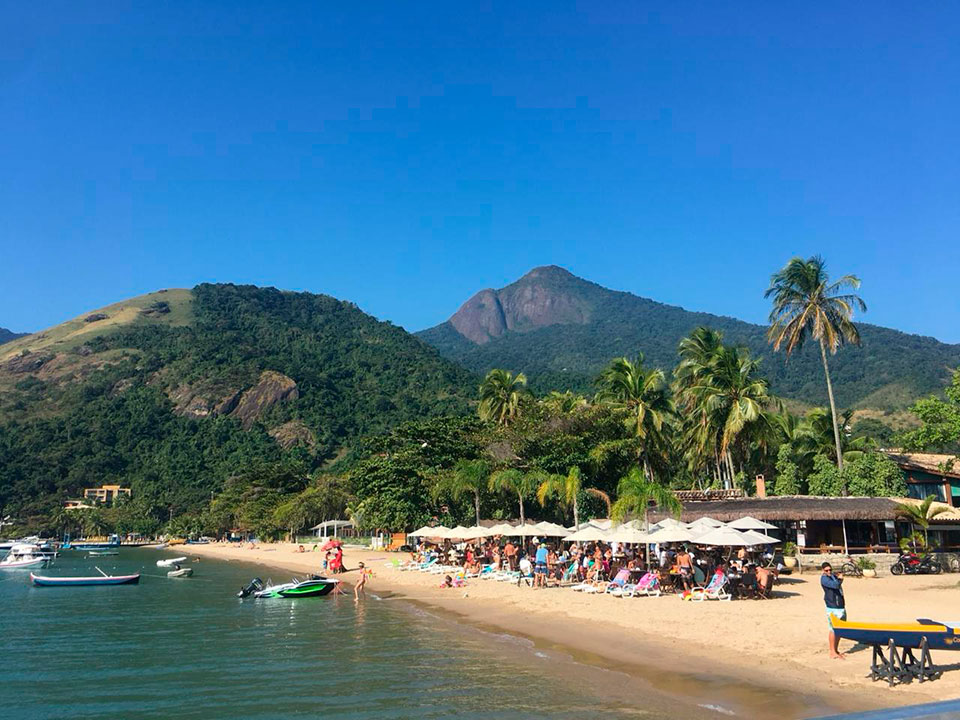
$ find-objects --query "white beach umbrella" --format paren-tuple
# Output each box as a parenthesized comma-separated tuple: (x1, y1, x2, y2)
(409, 525, 449, 537)
(484, 523, 516, 536)
(728, 516, 778, 531)
(562, 526, 612, 542)
(739, 529, 779, 546)
(645, 526, 695, 543)
(533, 521, 571, 537)
(460, 525, 489, 539)
(693, 526, 756, 547)
(650, 517, 685, 531)
(445, 525, 472, 540)
(686, 517, 725, 530)
(604, 525, 650, 544)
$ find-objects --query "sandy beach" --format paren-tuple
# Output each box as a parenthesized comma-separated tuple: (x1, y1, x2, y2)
(175, 542, 960, 717)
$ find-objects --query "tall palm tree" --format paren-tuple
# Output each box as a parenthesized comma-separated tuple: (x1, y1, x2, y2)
(610, 466, 682, 530)
(535, 466, 609, 529)
(685, 345, 771, 489)
(431, 459, 489, 526)
(765, 256, 866, 475)
(488, 469, 540, 526)
(803, 407, 872, 464)
(895, 494, 951, 548)
(596, 354, 673, 483)
(478, 369, 529, 426)
(674, 327, 726, 487)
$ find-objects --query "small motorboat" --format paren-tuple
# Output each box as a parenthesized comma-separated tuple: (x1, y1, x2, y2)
(237, 576, 340, 599)
(1, 543, 50, 570)
(156, 556, 188, 568)
(31, 568, 140, 586)
(167, 566, 193, 578)
(88, 550, 119, 557)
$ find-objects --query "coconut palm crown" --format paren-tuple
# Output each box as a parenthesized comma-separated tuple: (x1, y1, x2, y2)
(478, 369, 529, 426)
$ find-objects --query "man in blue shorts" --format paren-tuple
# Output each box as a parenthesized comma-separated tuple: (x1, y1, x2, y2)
(821, 562, 846, 659)
(534, 543, 549, 588)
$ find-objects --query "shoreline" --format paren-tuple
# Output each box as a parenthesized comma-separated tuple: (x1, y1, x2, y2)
(173, 543, 960, 718)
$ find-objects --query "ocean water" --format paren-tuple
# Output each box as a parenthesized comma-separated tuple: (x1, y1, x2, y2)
(1, 549, 660, 719)
(1, 549, 843, 719)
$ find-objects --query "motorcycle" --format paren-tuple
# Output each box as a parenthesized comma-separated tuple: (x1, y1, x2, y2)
(889, 552, 942, 576)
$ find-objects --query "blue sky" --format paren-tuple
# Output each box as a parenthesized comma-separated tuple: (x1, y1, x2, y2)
(2, 2, 959, 341)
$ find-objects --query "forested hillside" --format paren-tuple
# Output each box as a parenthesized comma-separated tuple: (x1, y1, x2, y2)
(0, 284, 474, 523)
(419, 266, 960, 409)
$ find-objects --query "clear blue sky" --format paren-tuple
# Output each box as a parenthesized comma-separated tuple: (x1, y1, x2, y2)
(2, 2, 958, 341)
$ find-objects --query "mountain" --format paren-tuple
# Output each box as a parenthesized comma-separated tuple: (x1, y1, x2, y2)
(0, 327, 27, 345)
(418, 266, 960, 410)
(0, 284, 474, 518)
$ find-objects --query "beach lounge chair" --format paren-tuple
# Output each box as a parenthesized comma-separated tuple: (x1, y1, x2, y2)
(619, 571, 652, 598)
(605, 568, 632, 595)
(689, 572, 731, 602)
(560, 562, 579, 586)
(634, 574, 662, 598)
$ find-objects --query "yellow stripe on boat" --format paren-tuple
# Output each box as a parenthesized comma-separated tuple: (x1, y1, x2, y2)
(832, 620, 950, 633)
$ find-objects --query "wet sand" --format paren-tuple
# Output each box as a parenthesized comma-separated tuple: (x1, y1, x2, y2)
(175, 543, 960, 718)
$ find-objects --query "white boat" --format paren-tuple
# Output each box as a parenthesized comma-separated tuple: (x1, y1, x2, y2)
(1, 543, 50, 570)
(167, 567, 193, 578)
(157, 556, 188, 568)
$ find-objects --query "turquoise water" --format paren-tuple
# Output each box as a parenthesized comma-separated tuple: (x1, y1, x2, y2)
(0, 549, 664, 719)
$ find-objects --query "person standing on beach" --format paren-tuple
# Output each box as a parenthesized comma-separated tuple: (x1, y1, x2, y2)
(504, 540, 517, 570)
(354, 561, 368, 600)
(821, 562, 846, 659)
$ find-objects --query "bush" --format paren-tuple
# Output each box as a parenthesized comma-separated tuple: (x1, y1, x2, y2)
(855, 556, 876, 571)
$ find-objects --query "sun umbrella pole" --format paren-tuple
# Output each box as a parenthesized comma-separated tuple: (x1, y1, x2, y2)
(842, 518, 849, 555)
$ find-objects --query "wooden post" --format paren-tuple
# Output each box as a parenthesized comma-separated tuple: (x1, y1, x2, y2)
(842, 518, 849, 555)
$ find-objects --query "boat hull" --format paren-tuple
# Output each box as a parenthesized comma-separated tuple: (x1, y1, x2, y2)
(832, 619, 960, 651)
(0, 558, 47, 569)
(30, 573, 141, 586)
(255, 579, 339, 598)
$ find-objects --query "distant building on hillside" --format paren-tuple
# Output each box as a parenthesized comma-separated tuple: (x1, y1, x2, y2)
(82, 485, 131, 505)
(884, 451, 960, 507)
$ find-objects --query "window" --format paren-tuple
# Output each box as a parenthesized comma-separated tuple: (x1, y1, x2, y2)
(907, 483, 945, 502)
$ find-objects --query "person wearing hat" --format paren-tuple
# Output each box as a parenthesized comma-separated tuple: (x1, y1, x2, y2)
(534, 542, 549, 588)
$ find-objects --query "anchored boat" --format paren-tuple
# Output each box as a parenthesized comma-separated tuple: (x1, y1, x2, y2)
(157, 556, 187, 568)
(1, 543, 50, 570)
(238, 576, 340, 599)
(31, 572, 140, 586)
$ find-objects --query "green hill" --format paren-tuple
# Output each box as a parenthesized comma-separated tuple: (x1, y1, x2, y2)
(0, 284, 474, 520)
(418, 266, 960, 409)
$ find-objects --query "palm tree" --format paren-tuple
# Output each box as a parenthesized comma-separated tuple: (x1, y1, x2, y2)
(431, 459, 489, 526)
(686, 345, 771, 489)
(803, 407, 872, 464)
(541, 390, 588, 415)
(596, 354, 673, 483)
(478, 369, 529, 426)
(488, 469, 540, 526)
(765, 256, 866, 475)
(610, 466, 682, 531)
(535, 466, 609, 529)
(895, 495, 951, 548)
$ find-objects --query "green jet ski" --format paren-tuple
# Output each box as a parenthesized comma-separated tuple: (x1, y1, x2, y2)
(238, 575, 340, 599)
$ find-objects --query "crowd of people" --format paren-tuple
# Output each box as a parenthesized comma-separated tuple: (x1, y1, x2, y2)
(411, 535, 782, 598)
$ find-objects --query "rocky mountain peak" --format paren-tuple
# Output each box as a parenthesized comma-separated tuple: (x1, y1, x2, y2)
(448, 265, 595, 344)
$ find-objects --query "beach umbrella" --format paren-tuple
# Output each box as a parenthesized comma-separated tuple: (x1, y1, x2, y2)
(460, 526, 489, 539)
(446, 525, 472, 540)
(533, 521, 571, 537)
(645, 526, 694, 543)
(650, 517, 685, 531)
(319, 539, 342, 551)
(739, 529, 779, 546)
(728, 516, 778, 531)
(686, 517, 724, 530)
(692, 526, 756, 547)
(512, 522, 542, 537)
(484, 523, 516, 536)
(409, 525, 447, 537)
(562, 526, 612, 542)
(604, 525, 650, 544)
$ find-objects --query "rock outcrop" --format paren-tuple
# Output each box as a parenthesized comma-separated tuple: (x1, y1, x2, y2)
(268, 420, 317, 451)
(230, 371, 299, 429)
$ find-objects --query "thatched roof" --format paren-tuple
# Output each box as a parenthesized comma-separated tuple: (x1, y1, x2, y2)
(648, 496, 946, 523)
(885, 451, 960, 480)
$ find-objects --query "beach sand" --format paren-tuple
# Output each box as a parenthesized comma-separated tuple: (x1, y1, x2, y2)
(175, 543, 960, 718)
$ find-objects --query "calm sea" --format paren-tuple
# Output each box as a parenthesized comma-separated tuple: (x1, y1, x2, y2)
(0, 549, 834, 719)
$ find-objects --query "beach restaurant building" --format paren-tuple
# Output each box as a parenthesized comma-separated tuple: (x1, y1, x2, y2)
(650, 493, 960, 554)
(885, 451, 960, 508)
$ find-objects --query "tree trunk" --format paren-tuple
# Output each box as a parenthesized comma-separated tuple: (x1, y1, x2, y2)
(573, 495, 580, 531)
(518, 493, 525, 526)
(819, 338, 846, 485)
(725, 451, 736, 490)
(474, 492, 481, 526)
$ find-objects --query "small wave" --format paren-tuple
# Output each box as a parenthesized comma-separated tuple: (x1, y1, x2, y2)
(698, 703, 736, 716)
